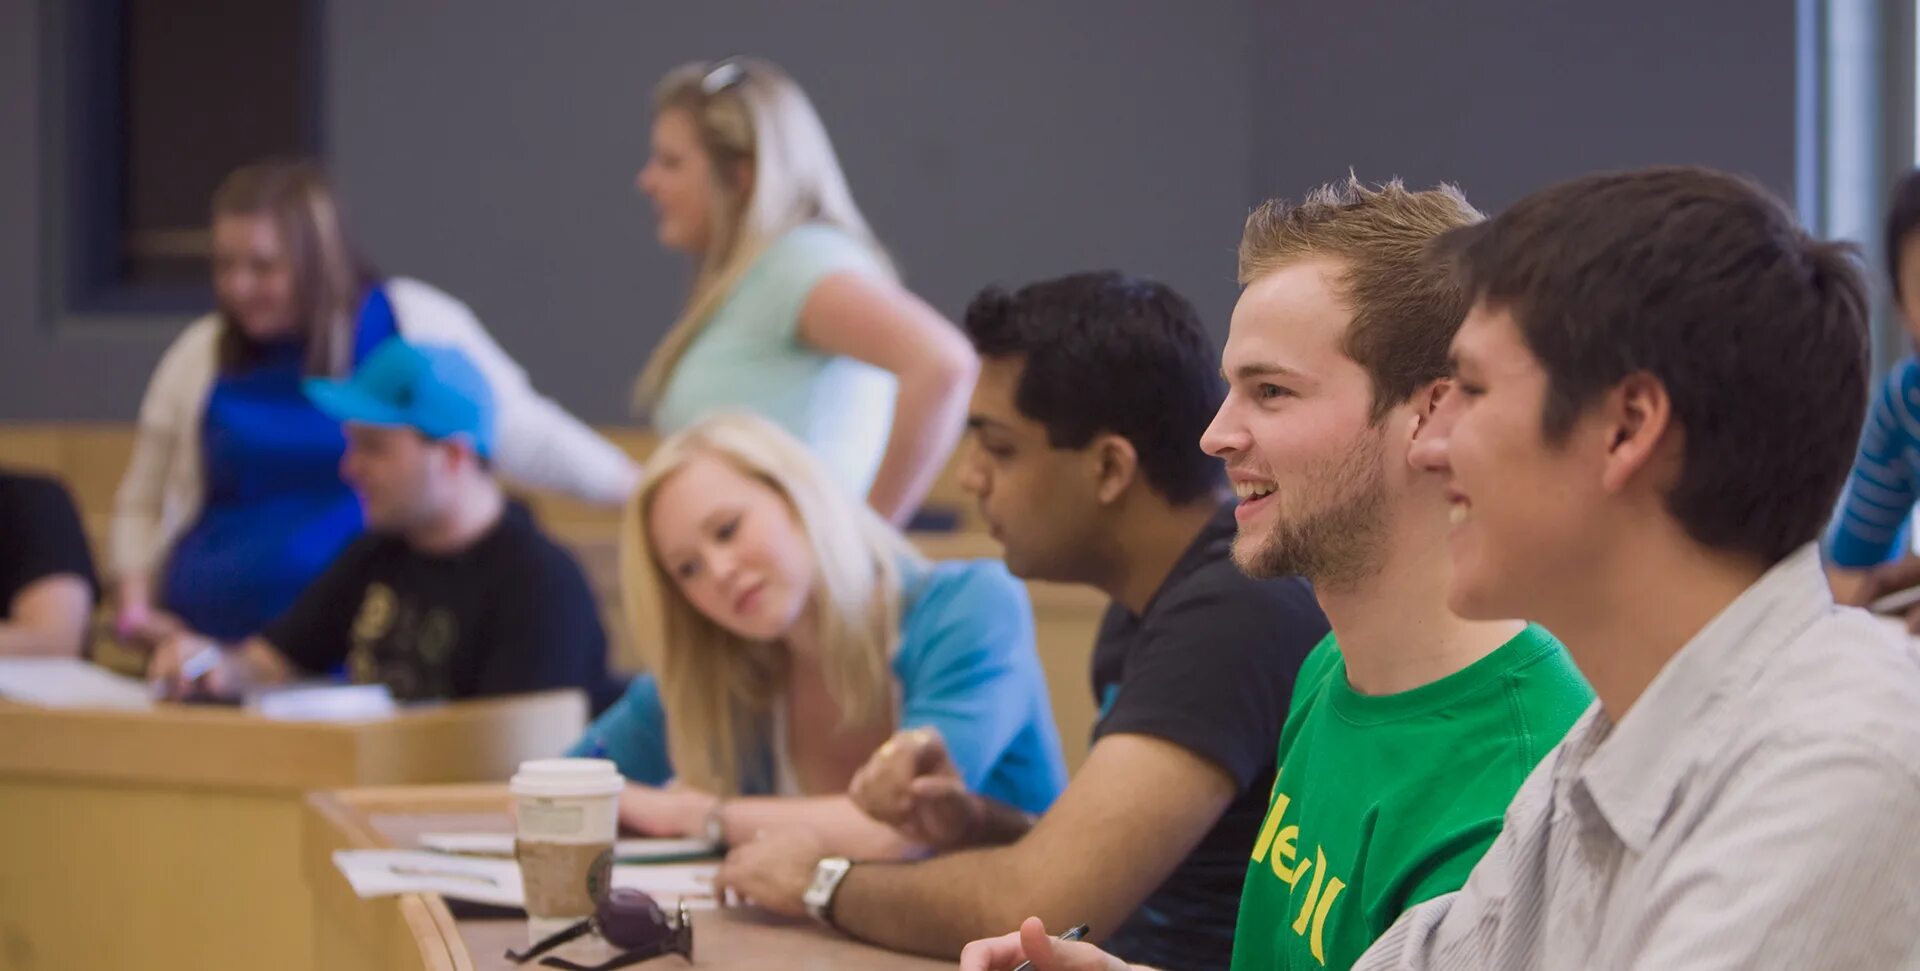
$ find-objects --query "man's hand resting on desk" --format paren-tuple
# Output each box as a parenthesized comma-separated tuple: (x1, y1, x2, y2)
(713, 829, 824, 918)
(147, 632, 236, 700)
(146, 633, 292, 701)
(849, 726, 989, 850)
(959, 918, 1136, 971)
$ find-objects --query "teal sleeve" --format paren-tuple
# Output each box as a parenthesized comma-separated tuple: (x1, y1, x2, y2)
(747, 225, 884, 343)
(567, 673, 674, 785)
(893, 563, 1043, 792)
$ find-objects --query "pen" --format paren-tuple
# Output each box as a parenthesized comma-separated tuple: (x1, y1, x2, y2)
(1010, 923, 1089, 971)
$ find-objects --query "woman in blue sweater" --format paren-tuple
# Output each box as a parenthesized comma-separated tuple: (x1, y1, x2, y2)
(571, 412, 1065, 857)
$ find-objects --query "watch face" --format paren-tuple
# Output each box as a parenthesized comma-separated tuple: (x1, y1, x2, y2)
(805, 858, 850, 918)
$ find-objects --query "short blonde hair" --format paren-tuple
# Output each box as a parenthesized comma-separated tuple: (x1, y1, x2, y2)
(633, 58, 894, 409)
(624, 411, 924, 794)
(1239, 175, 1483, 420)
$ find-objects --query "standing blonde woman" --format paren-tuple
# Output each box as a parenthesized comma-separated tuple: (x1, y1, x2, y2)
(112, 160, 638, 644)
(570, 411, 1065, 857)
(633, 57, 977, 525)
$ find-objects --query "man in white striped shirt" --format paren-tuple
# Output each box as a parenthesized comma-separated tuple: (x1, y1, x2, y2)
(1364, 167, 1920, 969)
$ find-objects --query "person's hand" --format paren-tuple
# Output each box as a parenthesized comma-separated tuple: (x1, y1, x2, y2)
(849, 726, 982, 850)
(1840, 555, 1920, 632)
(114, 597, 151, 641)
(712, 830, 824, 918)
(146, 631, 233, 700)
(959, 918, 1130, 971)
(112, 574, 173, 643)
(116, 605, 183, 651)
(617, 782, 718, 837)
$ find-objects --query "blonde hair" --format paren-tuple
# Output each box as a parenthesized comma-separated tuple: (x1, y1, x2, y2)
(1239, 175, 1483, 421)
(211, 159, 365, 377)
(624, 411, 925, 794)
(633, 57, 895, 409)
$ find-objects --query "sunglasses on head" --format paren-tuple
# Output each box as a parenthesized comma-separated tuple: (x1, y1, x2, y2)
(701, 57, 746, 95)
(506, 889, 694, 970)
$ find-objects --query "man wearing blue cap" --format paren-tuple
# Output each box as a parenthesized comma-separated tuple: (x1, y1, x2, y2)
(148, 338, 618, 710)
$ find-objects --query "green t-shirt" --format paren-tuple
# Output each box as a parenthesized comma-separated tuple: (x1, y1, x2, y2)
(1229, 624, 1592, 971)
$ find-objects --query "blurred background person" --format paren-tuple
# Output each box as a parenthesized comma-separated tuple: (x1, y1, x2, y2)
(632, 57, 977, 526)
(1830, 168, 1920, 623)
(111, 160, 638, 646)
(0, 469, 99, 657)
(147, 338, 620, 710)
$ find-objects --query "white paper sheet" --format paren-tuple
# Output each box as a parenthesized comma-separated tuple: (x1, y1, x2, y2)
(0, 658, 153, 710)
(334, 849, 525, 906)
(611, 863, 718, 901)
(418, 831, 718, 862)
(332, 849, 717, 909)
(248, 682, 396, 721)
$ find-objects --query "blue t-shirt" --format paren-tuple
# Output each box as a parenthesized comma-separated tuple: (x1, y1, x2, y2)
(162, 287, 398, 639)
(652, 224, 898, 498)
(569, 558, 1067, 815)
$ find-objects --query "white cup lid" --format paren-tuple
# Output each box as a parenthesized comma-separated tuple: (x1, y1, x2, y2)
(510, 757, 624, 798)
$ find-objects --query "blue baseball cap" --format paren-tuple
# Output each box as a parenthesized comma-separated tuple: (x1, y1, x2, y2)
(303, 338, 497, 458)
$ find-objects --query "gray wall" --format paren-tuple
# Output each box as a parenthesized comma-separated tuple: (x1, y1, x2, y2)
(0, 1, 1800, 422)
(1252, 1, 1800, 212)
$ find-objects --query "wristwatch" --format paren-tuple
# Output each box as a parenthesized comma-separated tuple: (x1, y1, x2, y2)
(802, 857, 853, 927)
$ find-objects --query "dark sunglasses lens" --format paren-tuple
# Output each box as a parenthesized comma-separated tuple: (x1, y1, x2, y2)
(599, 888, 673, 949)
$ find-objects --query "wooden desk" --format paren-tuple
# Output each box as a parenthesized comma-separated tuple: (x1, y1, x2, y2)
(0, 691, 587, 971)
(305, 785, 951, 971)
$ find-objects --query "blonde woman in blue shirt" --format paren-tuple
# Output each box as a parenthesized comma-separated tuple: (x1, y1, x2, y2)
(633, 57, 977, 525)
(571, 411, 1065, 857)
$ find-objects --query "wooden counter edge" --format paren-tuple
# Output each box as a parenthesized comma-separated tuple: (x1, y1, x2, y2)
(306, 788, 487, 971)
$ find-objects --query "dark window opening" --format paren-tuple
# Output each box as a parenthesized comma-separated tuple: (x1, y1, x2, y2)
(55, 0, 322, 315)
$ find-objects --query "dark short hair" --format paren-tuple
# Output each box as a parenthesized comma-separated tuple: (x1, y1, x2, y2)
(963, 272, 1225, 504)
(1433, 166, 1869, 563)
(1885, 168, 1920, 301)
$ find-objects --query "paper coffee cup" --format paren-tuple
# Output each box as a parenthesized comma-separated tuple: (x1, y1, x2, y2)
(511, 758, 623, 940)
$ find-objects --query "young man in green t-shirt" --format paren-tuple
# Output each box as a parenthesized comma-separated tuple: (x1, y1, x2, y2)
(958, 179, 1594, 971)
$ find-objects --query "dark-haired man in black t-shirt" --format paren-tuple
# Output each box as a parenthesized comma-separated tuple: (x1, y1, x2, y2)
(711, 272, 1326, 971)
(0, 470, 100, 656)
(148, 339, 619, 712)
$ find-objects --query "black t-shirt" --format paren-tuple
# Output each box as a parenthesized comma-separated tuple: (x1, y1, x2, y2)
(1091, 502, 1328, 971)
(0, 470, 99, 618)
(262, 502, 619, 712)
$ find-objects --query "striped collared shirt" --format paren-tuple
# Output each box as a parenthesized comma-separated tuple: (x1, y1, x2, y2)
(1355, 544, 1920, 970)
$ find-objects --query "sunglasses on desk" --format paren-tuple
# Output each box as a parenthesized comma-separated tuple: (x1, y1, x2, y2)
(506, 889, 693, 970)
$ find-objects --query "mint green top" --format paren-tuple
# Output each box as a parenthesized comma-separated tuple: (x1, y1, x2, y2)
(1230, 625, 1592, 971)
(654, 223, 897, 496)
